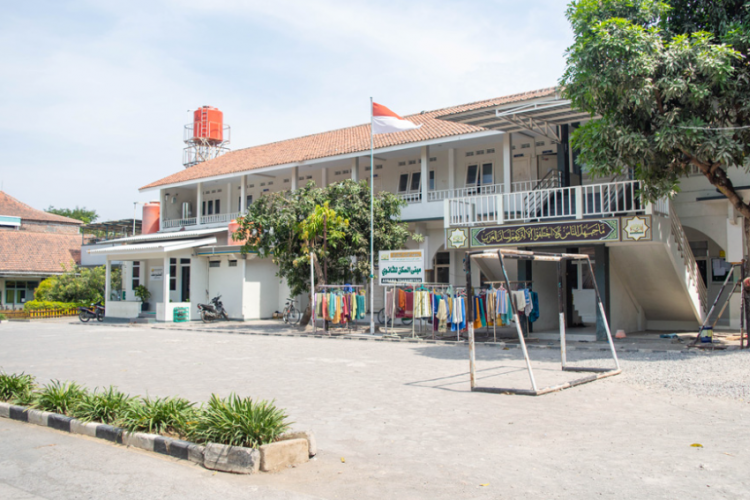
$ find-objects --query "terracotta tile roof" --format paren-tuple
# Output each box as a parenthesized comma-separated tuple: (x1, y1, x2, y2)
(0, 231, 81, 275)
(140, 88, 558, 191)
(0, 191, 83, 225)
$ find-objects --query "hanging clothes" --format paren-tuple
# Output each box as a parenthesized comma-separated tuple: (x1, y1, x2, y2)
(528, 291, 540, 323)
(357, 294, 366, 319)
(437, 297, 448, 332)
(523, 289, 532, 317)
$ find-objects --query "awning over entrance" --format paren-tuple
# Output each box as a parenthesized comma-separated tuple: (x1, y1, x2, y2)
(101, 227, 227, 245)
(88, 237, 218, 256)
(438, 93, 593, 143)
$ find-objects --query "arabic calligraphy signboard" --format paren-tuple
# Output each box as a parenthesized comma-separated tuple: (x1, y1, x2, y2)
(378, 250, 424, 285)
(454, 219, 621, 248)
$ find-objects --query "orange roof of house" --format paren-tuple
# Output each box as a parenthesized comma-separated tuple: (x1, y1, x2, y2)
(141, 88, 557, 191)
(0, 191, 83, 225)
(0, 231, 81, 275)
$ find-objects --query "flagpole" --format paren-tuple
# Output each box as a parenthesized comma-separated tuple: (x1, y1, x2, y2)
(369, 96, 375, 335)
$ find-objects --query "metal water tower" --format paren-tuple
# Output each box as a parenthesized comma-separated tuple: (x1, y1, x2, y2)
(182, 106, 231, 168)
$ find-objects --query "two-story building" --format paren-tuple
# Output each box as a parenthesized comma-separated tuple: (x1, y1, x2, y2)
(91, 88, 746, 336)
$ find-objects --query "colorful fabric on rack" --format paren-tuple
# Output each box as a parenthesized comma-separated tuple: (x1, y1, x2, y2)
(512, 291, 526, 312)
(398, 290, 406, 309)
(528, 291, 539, 323)
(404, 292, 414, 318)
(436, 297, 447, 332)
(357, 294, 366, 319)
(523, 289, 532, 317)
(497, 289, 507, 315)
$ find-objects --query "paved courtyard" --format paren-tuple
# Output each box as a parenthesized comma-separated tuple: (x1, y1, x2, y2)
(1, 320, 749, 499)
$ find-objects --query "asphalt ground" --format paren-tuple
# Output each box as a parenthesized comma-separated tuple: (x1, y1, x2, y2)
(1, 320, 748, 499)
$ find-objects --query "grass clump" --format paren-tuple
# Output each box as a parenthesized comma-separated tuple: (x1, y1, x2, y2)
(118, 396, 197, 437)
(0, 371, 36, 402)
(71, 386, 135, 424)
(0, 313, 6, 320)
(188, 393, 291, 448)
(32, 380, 87, 415)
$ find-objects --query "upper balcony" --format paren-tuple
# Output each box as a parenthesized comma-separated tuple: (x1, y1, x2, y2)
(444, 178, 643, 228)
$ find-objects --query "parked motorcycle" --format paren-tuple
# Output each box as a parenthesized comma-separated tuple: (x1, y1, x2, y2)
(78, 301, 105, 322)
(198, 294, 229, 323)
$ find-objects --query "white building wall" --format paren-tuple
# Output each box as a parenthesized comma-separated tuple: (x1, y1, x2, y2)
(244, 258, 281, 319)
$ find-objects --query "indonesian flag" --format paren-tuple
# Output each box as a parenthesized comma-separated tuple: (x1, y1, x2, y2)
(372, 102, 422, 134)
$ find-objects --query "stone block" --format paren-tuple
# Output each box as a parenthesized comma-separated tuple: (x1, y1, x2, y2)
(203, 443, 260, 474)
(47, 414, 72, 433)
(279, 430, 317, 457)
(0, 401, 10, 418)
(187, 444, 205, 465)
(122, 432, 156, 451)
(27, 409, 51, 427)
(259, 438, 309, 472)
(70, 419, 99, 437)
(154, 437, 192, 460)
(9, 405, 27, 421)
(95, 424, 123, 444)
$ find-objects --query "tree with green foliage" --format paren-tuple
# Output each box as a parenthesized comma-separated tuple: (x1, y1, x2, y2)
(34, 265, 118, 304)
(46, 206, 99, 224)
(234, 180, 421, 325)
(562, 0, 750, 250)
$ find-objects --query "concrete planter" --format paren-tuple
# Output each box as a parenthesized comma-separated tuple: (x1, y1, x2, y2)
(0, 401, 315, 475)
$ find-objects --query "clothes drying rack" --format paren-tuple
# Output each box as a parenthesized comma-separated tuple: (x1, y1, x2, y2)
(382, 282, 453, 339)
(313, 284, 365, 335)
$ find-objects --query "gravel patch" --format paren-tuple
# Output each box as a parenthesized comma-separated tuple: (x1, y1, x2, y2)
(565, 349, 750, 400)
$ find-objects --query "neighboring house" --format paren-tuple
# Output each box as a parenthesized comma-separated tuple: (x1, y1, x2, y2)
(92, 88, 747, 335)
(0, 191, 83, 309)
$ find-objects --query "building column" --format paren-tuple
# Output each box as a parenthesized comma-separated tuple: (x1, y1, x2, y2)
(163, 255, 170, 320)
(448, 148, 456, 193)
(226, 182, 231, 216)
(160, 190, 166, 228)
(321, 168, 328, 187)
(196, 183, 203, 225)
(351, 158, 359, 182)
(420, 145, 429, 203)
(240, 176, 247, 213)
(594, 245, 611, 341)
(502, 133, 512, 192)
(292, 166, 299, 191)
(105, 258, 112, 303)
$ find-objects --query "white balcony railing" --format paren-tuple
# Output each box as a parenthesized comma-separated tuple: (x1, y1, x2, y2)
(447, 180, 645, 227)
(163, 217, 197, 229)
(163, 212, 241, 229)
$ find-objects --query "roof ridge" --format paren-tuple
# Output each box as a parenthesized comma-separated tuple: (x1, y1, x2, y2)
(0, 191, 83, 225)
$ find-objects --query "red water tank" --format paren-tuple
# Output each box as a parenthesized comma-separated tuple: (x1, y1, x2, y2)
(227, 219, 248, 246)
(142, 202, 160, 235)
(192, 106, 223, 144)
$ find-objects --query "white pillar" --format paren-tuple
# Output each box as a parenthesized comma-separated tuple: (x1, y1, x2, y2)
(105, 258, 111, 303)
(291, 166, 299, 191)
(226, 182, 231, 216)
(448, 148, 456, 193)
(159, 189, 166, 229)
(163, 256, 170, 319)
(420, 145, 429, 203)
(197, 182, 203, 225)
(503, 133, 512, 193)
(321, 168, 328, 187)
(351, 158, 359, 182)
(240, 176, 247, 213)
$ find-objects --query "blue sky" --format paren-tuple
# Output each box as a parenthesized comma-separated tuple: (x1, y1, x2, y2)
(0, 0, 573, 220)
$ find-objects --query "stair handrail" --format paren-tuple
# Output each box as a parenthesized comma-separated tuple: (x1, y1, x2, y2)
(668, 200, 708, 311)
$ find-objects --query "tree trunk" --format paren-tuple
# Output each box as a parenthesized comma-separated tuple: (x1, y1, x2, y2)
(299, 252, 327, 327)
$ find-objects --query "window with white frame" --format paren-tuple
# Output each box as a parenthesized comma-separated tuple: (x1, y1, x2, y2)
(465, 162, 494, 191)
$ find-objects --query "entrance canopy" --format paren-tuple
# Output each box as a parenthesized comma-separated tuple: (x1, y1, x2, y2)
(438, 94, 593, 143)
(88, 236, 218, 257)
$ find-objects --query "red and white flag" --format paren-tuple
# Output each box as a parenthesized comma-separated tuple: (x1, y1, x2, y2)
(372, 102, 422, 134)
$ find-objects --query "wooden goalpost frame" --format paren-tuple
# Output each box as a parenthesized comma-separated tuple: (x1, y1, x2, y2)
(465, 248, 621, 396)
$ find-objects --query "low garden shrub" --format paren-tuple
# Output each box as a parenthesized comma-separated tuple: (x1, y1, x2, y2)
(188, 393, 290, 448)
(0, 371, 36, 402)
(31, 380, 88, 415)
(118, 396, 197, 437)
(23, 300, 86, 312)
(1, 372, 293, 449)
(0, 313, 6, 320)
(71, 386, 135, 424)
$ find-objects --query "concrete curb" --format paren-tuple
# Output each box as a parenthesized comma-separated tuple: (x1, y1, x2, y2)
(0, 401, 314, 474)
(151, 325, 733, 354)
